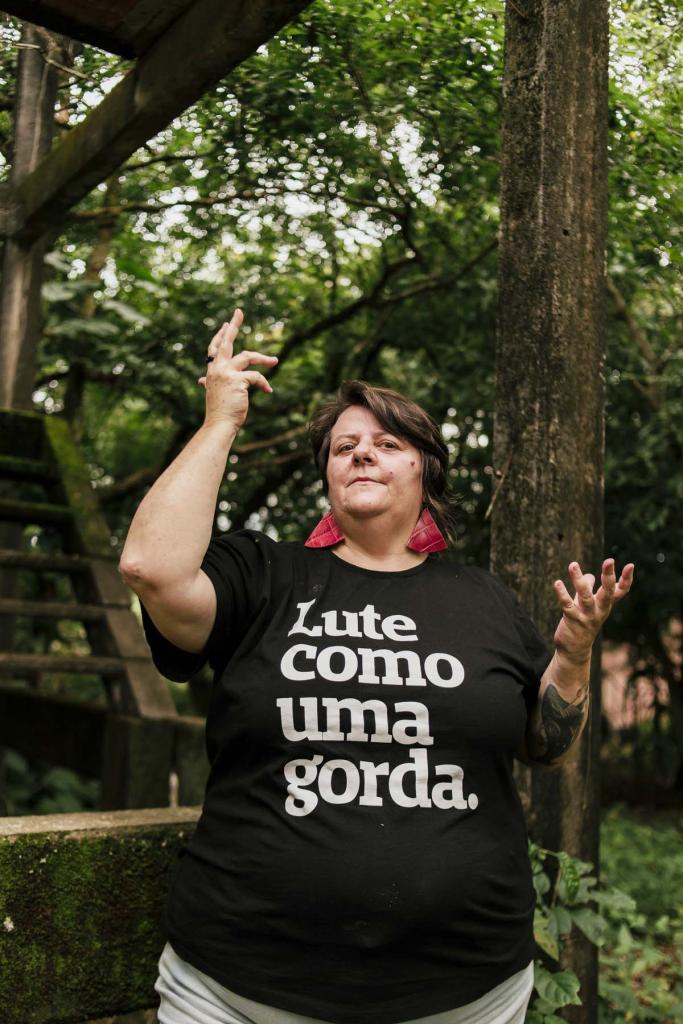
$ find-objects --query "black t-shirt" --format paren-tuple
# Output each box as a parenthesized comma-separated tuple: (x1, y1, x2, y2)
(140, 529, 552, 1024)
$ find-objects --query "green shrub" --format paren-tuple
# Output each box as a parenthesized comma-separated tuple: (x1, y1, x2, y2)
(0, 748, 100, 816)
(598, 803, 683, 1022)
(525, 804, 683, 1022)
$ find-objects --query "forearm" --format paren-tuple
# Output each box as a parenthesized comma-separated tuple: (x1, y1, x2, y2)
(526, 649, 591, 767)
(119, 419, 237, 588)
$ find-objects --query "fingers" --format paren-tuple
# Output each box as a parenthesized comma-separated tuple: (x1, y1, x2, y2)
(601, 559, 617, 594)
(197, 360, 276, 388)
(231, 349, 279, 371)
(240, 369, 274, 394)
(553, 579, 576, 612)
(198, 370, 274, 393)
(568, 562, 595, 609)
(214, 308, 244, 362)
(554, 563, 595, 614)
(201, 308, 279, 391)
(555, 559, 636, 617)
(207, 308, 244, 361)
(614, 561, 635, 598)
(200, 351, 278, 387)
(204, 311, 277, 371)
(597, 558, 635, 602)
(593, 559, 615, 614)
(207, 319, 231, 360)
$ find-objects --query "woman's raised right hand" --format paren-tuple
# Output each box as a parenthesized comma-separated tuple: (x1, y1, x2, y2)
(197, 308, 278, 432)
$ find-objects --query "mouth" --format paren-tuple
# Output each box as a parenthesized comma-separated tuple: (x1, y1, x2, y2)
(351, 478, 379, 484)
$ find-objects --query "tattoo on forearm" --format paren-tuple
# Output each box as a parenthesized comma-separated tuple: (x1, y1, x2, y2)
(528, 683, 590, 765)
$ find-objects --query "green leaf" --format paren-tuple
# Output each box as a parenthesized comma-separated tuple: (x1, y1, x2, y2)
(116, 256, 156, 282)
(548, 905, 573, 937)
(615, 922, 635, 952)
(533, 868, 552, 897)
(534, 908, 560, 960)
(42, 281, 81, 302)
(557, 854, 584, 902)
(44, 250, 71, 272)
(569, 906, 609, 946)
(525, 1011, 567, 1024)
(592, 887, 637, 915)
(534, 963, 582, 1008)
(50, 318, 119, 337)
(43, 278, 98, 301)
(135, 278, 166, 296)
(101, 298, 152, 326)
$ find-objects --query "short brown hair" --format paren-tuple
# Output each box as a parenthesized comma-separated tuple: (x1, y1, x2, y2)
(307, 379, 460, 547)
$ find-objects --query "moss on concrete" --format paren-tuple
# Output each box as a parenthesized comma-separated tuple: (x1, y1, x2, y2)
(0, 809, 199, 1023)
(44, 416, 112, 558)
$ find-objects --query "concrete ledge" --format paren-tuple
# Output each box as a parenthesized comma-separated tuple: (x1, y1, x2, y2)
(0, 807, 201, 1024)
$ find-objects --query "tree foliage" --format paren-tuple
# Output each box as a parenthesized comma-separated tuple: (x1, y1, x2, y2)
(0, 0, 680, 774)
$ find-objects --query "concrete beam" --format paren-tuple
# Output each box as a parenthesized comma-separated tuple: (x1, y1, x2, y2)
(493, 0, 609, 1019)
(3, 0, 314, 244)
(0, 0, 195, 58)
(0, 24, 74, 408)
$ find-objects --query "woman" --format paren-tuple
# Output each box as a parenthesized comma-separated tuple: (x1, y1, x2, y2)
(119, 309, 634, 1024)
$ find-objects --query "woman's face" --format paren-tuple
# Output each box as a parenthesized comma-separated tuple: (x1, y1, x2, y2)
(326, 405, 424, 523)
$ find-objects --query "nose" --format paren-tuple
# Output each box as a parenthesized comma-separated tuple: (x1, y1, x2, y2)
(353, 442, 375, 463)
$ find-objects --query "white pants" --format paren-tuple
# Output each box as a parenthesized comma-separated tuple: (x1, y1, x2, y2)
(155, 941, 535, 1024)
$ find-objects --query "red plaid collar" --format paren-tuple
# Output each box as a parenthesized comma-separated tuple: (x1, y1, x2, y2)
(304, 507, 448, 553)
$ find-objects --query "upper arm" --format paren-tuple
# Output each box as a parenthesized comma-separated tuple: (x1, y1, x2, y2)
(124, 528, 272, 681)
(132, 569, 218, 654)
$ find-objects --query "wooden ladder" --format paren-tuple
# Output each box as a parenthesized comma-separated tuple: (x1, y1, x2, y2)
(0, 408, 179, 811)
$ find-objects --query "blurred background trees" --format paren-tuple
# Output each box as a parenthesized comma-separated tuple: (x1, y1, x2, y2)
(0, 0, 680, 804)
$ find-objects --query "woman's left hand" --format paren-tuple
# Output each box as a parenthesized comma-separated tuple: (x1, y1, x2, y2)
(552, 559, 635, 664)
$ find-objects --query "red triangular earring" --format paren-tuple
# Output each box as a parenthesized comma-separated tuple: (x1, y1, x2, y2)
(304, 510, 344, 548)
(305, 507, 448, 552)
(406, 507, 448, 552)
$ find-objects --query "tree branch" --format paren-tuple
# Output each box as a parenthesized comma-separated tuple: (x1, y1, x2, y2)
(69, 195, 236, 220)
(341, 38, 424, 261)
(270, 237, 497, 381)
(122, 150, 218, 171)
(98, 423, 309, 502)
(236, 424, 308, 454)
(271, 252, 417, 374)
(375, 237, 497, 306)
